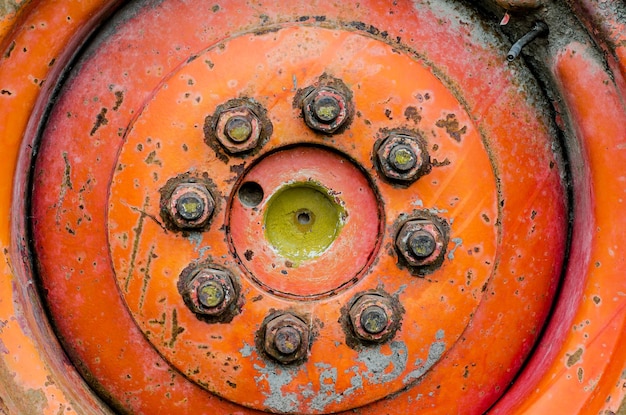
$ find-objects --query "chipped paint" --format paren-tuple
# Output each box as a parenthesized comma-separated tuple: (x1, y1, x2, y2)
(254, 362, 299, 413)
(403, 330, 446, 384)
(357, 341, 408, 384)
(447, 237, 463, 260)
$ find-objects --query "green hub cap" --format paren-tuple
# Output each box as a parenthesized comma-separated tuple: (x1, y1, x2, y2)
(264, 183, 345, 264)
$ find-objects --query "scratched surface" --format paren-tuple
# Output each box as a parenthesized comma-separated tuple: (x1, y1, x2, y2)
(26, 0, 566, 414)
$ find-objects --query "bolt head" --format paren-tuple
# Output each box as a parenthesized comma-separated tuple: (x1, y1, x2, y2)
(409, 230, 437, 258)
(263, 313, 309, 364)
(349, 294, 396, 342)
(274, 326, 302, 355)
(360, 305, 389, 335)
(215, 106, 262, 153)
(396, 219, 446, 268)
(175, 192, 206, 221)
(224, 115, 253, 143)
(313, 95, 341, 123)
(197, 280, 225, 308)
(389, 144, 417, 172)
(302, 87, 350, 134)
(376, 133, 429, 182)
(182, 268, 236, 316)
(169, 183, 215, 229)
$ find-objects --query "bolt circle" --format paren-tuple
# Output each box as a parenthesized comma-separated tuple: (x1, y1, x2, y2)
(224, 115, 253, 143)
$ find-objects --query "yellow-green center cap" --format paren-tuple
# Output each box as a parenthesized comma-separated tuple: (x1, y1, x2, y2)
(265, 184, 344, 263)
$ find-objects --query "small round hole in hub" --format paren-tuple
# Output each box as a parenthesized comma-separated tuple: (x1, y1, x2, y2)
(238, 181, 264, 207)
(297, 210, 312, 225)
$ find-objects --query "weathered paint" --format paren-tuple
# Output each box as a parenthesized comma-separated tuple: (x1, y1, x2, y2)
(28, 1, 563, 413)
(5, 0, 625, 414)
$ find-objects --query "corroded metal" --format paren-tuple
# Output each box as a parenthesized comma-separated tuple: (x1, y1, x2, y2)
(376, 132, 430, 183)
(395, 217, 448, 269)
(348, 293, 398, 343)
(166, 182, 215, 229)
(261, 313, 310, 364)
(11, 0, 626, 414)
(179, 267, 237, 317)
(299, 76, 354, 134)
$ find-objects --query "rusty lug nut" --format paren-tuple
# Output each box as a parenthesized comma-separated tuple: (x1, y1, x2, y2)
(396, 219, 447, 268)
(349, 294, 396, 343)
(168, 183, 215, 229)
(215, 106, 262, 153)
(376, 132, 429, 182)
(302, 87, 350, 134)
(263, 313, 309, 364)
(182, 268, 236, 316)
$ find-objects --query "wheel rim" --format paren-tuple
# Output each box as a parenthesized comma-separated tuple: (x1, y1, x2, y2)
(1, 1, 625, 414)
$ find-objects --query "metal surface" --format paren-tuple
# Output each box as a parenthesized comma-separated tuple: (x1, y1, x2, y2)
(0, 0, 624, 414)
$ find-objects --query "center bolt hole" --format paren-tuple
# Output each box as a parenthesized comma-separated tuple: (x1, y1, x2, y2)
(296, 209, 313, 226)
(238, 181, 264, 207)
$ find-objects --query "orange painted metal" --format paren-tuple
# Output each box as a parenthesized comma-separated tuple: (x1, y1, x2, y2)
(0, 1, 624, 415)
(492, 40, 626, 415)
(28, 1, 564, 414)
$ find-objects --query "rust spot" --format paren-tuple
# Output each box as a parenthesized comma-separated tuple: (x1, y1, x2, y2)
(168, 309, 185, 348)
(592, 295, 601, 305)
(1, 90, 12, 95)
(435, 113, 467, 142)
(145, 150, 162, 166)
(404, 106, 422, 124)
(113, 90, 124, 111)
(432, 158, 450, 167)
(577, 367, 584, 383)
(3, 41, 16, 58)
(384, 108, 393, 120)
(90, 107, 108, 136)
(244, 250, 254, 261)
(567, 348, 583, 367)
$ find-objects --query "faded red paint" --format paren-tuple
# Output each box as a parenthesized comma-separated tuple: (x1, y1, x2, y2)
(1, 0, 624, 414)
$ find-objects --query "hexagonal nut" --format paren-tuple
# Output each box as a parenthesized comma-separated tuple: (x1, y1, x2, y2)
(396, 219, 446, 267)
(215, 106, 262, 153)
(263, 313, 309, 364)
(182, 268, 236, 316)
(168, 183, 215, 229)
(302, 87, 350, 134)
(349, 294, 396, 343)
(376, 133, 430, 182)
